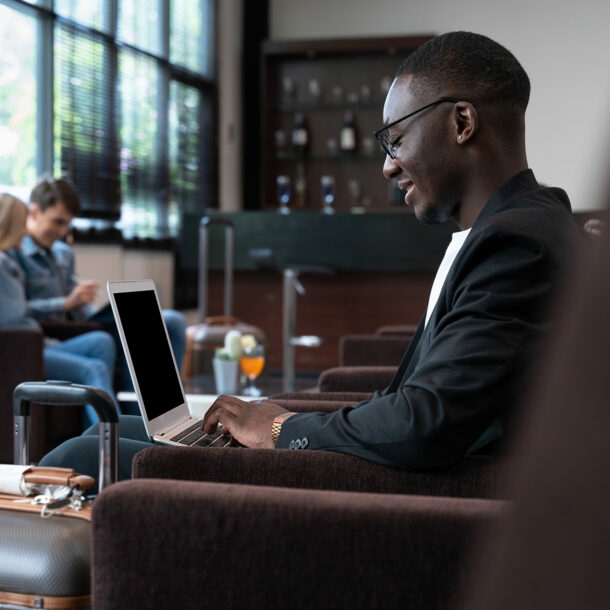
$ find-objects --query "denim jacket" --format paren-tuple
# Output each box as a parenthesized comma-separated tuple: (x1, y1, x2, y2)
(0, 251, 40, 330)
(11, 235, 94, 321)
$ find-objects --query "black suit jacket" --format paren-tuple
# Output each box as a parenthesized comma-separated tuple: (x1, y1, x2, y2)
(277, 170, 581, 470)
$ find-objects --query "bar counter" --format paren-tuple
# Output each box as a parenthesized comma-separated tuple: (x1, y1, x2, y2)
(178, 209, 456, 374)
(180, 209, 455, 272)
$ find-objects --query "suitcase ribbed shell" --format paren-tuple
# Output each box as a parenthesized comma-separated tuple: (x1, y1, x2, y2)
(0, 509, 90, 603)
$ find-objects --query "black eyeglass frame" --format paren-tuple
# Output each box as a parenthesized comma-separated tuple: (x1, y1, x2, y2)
(373, 97, 475, 159)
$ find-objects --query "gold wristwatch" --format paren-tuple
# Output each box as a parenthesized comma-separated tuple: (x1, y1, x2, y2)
(271, 412, 295, 447)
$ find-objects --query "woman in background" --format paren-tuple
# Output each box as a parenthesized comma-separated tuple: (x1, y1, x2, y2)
(0, 192, 119, 427)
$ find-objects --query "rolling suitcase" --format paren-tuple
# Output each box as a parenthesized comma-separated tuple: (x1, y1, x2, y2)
(183, 216, 267, 385)
(0, 381, 119, 609)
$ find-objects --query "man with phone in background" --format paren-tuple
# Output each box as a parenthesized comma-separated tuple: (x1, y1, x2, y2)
(12, 176, 186, 394)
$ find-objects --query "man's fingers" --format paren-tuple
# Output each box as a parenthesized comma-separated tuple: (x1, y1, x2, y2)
(202, 396, 241, 433)
(202, 405, 221, 432)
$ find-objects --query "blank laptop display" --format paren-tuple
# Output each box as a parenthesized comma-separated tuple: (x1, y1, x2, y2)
(107, 279, 233, 447)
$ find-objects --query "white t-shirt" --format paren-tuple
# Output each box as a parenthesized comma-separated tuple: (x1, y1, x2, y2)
(425, 228, 471, 327)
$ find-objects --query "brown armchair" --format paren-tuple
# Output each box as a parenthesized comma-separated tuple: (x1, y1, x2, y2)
(92, 478, 505, 610)
(89, 195, 610, 610)
(338, 333, 411, 366)
(90, 358, 508, 609)
(313, 323, 417, 393)
(91, 218, 610, 609)
(0, 328, 44, 463)
(0, 327, 86, 463)
(90, 427, 509, 608)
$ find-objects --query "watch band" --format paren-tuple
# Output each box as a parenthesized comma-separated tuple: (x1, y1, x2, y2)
(271, 412, 295, 447)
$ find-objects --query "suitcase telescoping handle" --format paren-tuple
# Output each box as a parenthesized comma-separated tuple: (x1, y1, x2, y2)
(199, 216, 234, 322)
(13, 381, 119, 491)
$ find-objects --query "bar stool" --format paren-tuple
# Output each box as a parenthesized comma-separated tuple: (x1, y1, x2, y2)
(248, 249, 332, 392)
(282, 265, 332, 392)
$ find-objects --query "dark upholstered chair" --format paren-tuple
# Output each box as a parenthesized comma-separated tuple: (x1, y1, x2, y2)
(91, 212, 610, 608)
(92, 479, 504, 610)
(91, 198, 610, 609)
(314, 323, 417, 392)
(460, 207, 610, 609)
(91, 318, 510, 609)
(316, 365, 397, 392)
(338, 332, 414, 366)
(91, 427, 509, 609)
(0, 327, 87, 463)
(0, 328, 44, 463)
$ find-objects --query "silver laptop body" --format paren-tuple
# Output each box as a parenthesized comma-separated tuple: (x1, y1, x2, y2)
(107, 279, 218, 446)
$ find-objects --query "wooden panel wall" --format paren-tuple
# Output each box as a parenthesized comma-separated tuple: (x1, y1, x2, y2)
(204, 269, 433, 373)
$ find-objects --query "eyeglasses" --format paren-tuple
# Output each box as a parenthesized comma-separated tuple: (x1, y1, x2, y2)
(373, 97, 470, 159)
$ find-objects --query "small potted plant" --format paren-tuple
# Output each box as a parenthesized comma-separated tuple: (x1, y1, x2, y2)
(212, 330, 243, 394)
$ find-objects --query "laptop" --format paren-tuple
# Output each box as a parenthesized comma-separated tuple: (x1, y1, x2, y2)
(107, 279, 235, 448)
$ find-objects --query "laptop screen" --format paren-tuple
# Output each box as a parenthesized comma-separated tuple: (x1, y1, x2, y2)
(113, 289, 184, 420)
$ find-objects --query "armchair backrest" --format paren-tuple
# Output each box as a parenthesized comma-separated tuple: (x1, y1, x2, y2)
(0, 327, 86, 463)
(463, 204, 610, 609)
(0, 328, 44, 462)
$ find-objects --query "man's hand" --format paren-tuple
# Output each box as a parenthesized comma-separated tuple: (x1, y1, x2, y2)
(64, 280, 99, 311)
(202, 395, 290, 448)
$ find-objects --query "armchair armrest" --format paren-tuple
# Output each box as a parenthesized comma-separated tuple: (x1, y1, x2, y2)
(271, 391, 373, 402)
(132, 446, 509, 499)
(39, 319, 103, 341)
(92, 478, 506, 610)
(270, 390, 373, 412)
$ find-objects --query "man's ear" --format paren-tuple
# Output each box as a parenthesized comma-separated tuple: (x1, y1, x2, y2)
(454, 101, 478, 144)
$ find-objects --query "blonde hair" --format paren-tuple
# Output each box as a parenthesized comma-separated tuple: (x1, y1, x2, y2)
(0, 193, 28, 251)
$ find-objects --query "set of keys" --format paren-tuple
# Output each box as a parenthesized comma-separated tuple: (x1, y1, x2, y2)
(28, 484, 88, 517)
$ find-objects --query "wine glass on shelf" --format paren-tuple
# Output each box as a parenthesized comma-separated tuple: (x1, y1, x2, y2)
(276, 175, 291, 215)
(320, 175, 335, 214)
(240, 343, 266, 397)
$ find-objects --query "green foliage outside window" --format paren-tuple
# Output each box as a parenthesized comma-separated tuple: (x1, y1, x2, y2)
(0, 0, 216, 236)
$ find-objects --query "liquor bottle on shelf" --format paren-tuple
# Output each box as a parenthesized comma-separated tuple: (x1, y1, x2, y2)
(339, 110, 358, 154)
(276, 175, 291, 214)
(320, 175, 335, 214)
(291, 112, 309, 157)
(294, 163, 307, 208)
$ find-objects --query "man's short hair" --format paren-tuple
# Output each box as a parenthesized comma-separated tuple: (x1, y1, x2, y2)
(396, 31, 531, 117)
(29, 176, 81, 216)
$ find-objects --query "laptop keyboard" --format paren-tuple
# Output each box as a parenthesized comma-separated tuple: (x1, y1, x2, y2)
(170, 420, 239, 447)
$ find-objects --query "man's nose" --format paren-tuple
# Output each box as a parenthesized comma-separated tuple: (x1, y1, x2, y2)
(382, 154, 401, 180)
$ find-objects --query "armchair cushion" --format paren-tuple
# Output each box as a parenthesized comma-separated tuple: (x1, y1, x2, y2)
(92, 478, 506, 610)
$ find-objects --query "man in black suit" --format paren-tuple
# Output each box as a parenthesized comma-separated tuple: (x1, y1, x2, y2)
(39, 31, 582, 484)
(203, 31, 581, 469)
